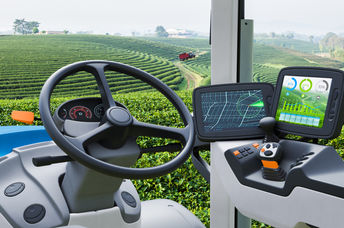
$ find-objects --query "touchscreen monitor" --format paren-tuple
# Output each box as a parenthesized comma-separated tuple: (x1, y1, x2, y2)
(272, 67, 344, 139)
(193, 83, 274, 141)
(276, 76, 332, 128)
(201, 89, 266, 132)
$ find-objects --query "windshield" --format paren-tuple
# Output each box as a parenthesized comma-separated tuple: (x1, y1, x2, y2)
(0, 1, 212, 227)
(246, 0, 344, 85)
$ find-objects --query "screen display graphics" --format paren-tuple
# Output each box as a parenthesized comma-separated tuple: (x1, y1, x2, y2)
(200, 90, 266, 132)
(276, 75, 332, 128)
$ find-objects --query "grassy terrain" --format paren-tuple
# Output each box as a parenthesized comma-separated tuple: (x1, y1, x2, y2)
(252, 43, 344, 84)
(140, 36, 211, 85)
(174, 38, 344, 86)
(0, 35, 191, 98)
(1, 35, 343, 99)
(141, 37, 344, 87)
(184, 51, 211, 79)
(255, 37, 321, 54)
(140, 37, 210, 51)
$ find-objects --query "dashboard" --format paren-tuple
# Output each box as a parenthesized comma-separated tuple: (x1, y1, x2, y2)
(56, 98, 105, 122)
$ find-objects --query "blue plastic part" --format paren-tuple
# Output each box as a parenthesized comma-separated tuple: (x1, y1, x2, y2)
(0, 126, 51, 156)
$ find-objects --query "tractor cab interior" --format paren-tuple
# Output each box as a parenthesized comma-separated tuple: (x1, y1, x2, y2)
(1, 0, 344, 228)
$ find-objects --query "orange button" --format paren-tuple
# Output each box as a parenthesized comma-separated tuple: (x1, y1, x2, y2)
(262, 160, 279, 169)
(252, 143, 259, 148)
(233, 150, 240, 156)
(261, 148, 265, 152)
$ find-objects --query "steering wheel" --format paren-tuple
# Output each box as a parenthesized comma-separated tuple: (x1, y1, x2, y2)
(39, 60, 194, 179)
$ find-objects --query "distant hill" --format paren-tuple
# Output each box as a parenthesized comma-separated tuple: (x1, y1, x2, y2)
(255, 37, 321, 54)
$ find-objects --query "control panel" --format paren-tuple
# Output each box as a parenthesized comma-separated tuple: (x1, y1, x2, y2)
(193, 67, 344, 228)
(224, 139, 344, 198)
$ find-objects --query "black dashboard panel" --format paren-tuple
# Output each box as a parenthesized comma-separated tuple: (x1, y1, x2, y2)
(56, 97, 105, 122)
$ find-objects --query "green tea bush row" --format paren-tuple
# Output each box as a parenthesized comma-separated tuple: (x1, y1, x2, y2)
(0, 35, 187, 98)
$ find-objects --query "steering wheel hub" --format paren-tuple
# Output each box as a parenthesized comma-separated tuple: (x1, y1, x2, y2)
(107, 107, 133, 127)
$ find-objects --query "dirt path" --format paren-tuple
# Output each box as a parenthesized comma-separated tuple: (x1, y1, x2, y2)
(198, 50, 208, 56)
(174, 62, 203, 89)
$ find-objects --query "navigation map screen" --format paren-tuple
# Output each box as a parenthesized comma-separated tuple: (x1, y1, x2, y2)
(200, 90, 266, 132)
(276, 75, 332, 128)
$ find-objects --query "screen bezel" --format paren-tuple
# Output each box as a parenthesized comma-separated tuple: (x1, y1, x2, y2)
(272, 67, 344, 139)
(193, 83, 274, 141)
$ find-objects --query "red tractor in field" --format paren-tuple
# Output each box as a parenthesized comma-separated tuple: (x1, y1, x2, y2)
(179, 52, 196, 61)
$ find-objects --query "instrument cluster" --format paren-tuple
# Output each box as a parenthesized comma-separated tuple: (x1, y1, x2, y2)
(57, 98, 105, 122)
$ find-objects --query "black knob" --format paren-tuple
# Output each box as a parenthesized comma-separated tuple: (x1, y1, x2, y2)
(24, 204, 45, 224)
(259, 117, 276, 133)
(264, 150, 273, 156)
(259, 117, 279, 143)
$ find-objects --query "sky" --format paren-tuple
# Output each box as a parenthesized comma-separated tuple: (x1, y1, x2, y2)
(0, 0, 211, 35)
(246, 0, 344, 36)
(1, 0, 344, 36)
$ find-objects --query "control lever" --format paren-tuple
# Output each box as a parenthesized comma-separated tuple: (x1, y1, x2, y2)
(258, 117, 285, 181)
(11, 110, 41, 125)
(33, 143, 183, 166)
(259, 117, 279, 143)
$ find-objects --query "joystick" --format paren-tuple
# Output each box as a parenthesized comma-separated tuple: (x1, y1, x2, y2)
(258, 117, 285, 181)
(259, 117, 279, 143)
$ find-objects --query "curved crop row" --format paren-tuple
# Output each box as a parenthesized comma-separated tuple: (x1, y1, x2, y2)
(0, 35, 186, 98)
(252, 63, 279, 84)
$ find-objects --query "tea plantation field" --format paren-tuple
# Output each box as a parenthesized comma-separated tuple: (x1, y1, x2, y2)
(252, 43, 344, 84)
(2, 34, 341, 99)
(255, 37, 321, 54)
(143, 36, 344, 86)
(0, 35, 194, 98)
(140, 37, 211, 51)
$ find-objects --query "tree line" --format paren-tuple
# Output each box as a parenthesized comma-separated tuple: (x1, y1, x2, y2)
(319, 32, 344, 61)
(13, 19, 40, 35)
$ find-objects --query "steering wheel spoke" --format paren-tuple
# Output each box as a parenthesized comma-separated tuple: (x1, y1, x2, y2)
(87, 63, 116, 109)
(66, 122, 114, 150)
(130, 118, 190, 143)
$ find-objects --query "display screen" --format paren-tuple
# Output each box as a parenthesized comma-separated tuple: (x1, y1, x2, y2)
(276, 75, 332, 128)
(200, 90, 266, 132)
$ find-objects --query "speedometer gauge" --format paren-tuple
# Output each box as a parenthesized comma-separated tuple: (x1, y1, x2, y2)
(61, 108, 68, 119)
(69, 106, 92, 121)
(94, 104, 105, 119)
